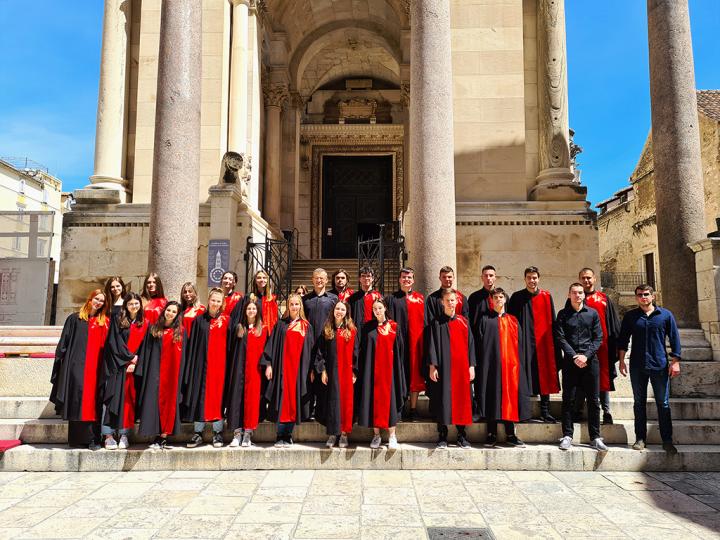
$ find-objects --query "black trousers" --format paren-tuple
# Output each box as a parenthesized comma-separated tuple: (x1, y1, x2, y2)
(561, 360, 600, 441)
(574, 388, 610, 414)
(487, 420, 515, 437)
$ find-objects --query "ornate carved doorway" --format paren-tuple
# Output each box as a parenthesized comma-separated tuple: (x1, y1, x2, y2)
(322, 155, 393, 258)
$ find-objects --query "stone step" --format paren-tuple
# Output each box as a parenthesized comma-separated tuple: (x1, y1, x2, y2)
(1, 442, 719, 472)
(0, 326, 62, 338)
(4, 396, 720, 422)
(3, 418, 719, 446)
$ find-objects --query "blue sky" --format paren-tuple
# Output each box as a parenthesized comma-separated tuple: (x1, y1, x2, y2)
(0, 1, 718, 207)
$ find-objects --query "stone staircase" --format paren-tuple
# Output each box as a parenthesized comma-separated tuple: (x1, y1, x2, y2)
(2, 325, 720, 472)
(291, 259, 359, 292)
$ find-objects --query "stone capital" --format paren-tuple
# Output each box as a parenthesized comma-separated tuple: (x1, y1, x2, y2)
(230, 0, 251, 6)
(263, 82, 290, 108)
(248, 0, 266, 14)
(400, 82, 410, 107)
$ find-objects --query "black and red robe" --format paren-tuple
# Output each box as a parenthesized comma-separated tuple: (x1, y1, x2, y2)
(315, 329, 359, 435)
(427, 314, 476, 426)
(425, 289, 469, 325)
(584, 291, 620, 392)
(507, 288, 561, 395)
(225, 324, 269, 431)
(476, 312, 532, 422)
(183, 304, 205, 337)
(356, 320, 406, 429)
(385, 290, 425, 394)
(330, 288, 355, 303)
(135, 328, 185, 436)
(468, 288, 495, 330)
(348, 289, 383, 329)
(143, 297, 167, 326)
(50, 313, 109, 423)
(102, 316, 149, 431)
(236, 293, 280, 332)
(223, 291, 244, 317)
(260, 318, 315, 424)
(181, 312, 231, 423)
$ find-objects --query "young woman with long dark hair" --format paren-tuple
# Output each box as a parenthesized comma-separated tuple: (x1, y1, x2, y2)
(141, 272, 167, 325)
(104, 276, 127, 317)
(180, 282, 205, 336)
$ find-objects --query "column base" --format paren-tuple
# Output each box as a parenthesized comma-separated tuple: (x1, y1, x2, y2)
(73, 187, 126, 204)
(530, 168, 586, 202)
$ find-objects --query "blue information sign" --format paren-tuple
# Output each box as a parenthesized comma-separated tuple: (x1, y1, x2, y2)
(207, 239, 230, 287)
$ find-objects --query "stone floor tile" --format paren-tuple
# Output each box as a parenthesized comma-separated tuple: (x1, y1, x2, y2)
(594, 502, 679, 526)
(252, 486, 309, 503)
(363, 487, 417, 505)
(92, 482, 154, 500)
(363, 470, 413, 487)
(201, 482, 257, 498)
(154, 514, 235, 539)
(113, 470, 173, 483)
(531, 494, 593, 513)
(572, 486, 640, 503)
(84, 528, 158, 540)
(102, 506, 181, 528)
(465, 485, 529, 505)
(0, 502, 18, 513)
(417, 495, 478, 514)
(552, 471, 617, 487)
(301, 495, 361, 515)
(53, 499, 123, 519)
(478, 503, 553, 525)
(0, 507, 59, 529)
(224, 522, 294, 540)
(666, 511, 720, 537)
(213, 470, 267, 483)
(619, 523, 701, 540)
(0, 484, 46, 500)
(360, 526, 427, 540)
(603, 473, 673, 491)
(506, 471, 557, 482)
(0, 529, 21, 540)
(155, 478, 212, 491)
(292, 514, 359, 538)
(136, 489, 200, 508)
(457, 470, 511, 485)
(169, 470, 222, 479)
(45, 478, 106, 492)
(361, 504, 423, 527)
(261, 470, 314, 487)
(15, 489, 86, 508)
(0, 474, 26, 486)
(14, 517, 105, 539)
(546, 513, 626, 537)
(235, 502, 302, 524)
(689, 494, 720, 510)
(629, 489, 716, 513)
(421, 512, 487, 528)
(514, 481, 574, 496)
(489, 523, 564, 539)
(10, 473, 71, 486)
(312, 470, 362, 483)
(410, 470, 461, 482)
(308, 481, 361, 497)
(180, 495, 248, 515)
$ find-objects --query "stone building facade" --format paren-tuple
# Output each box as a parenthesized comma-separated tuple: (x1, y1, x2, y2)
(57, 0, 599, 321)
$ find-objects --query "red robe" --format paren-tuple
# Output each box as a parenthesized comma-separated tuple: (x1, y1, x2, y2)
(315, 329, 359, 435)
(386, 290, 426, 393)
(348, 289, 383, 326)
(223, 291, 244, 316)
(143, 297, 167, 326)
(183, 304, 206, 336)
(585, 291, 620, 392)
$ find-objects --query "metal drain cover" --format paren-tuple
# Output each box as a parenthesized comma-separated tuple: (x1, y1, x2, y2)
(427, 528, 495, 539)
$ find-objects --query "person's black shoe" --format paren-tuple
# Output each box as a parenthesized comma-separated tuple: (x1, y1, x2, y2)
(457, 435, 471, 449)
(88, 440, 102, 451)
(541, 414, 557, 424)
(187, 433, 203, 448)
(506, 435, 526, 448)
(663, 442, 679, 456)
(407, 408, 418, 422)
(212, 432, 224, 448)
(285, 436, 294, 446)
(603, 413, 614, 425)
(436, 439, 448, 450)
(484, 433, 497, 447)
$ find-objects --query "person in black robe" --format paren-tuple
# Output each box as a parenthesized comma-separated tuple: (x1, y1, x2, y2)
(225, 298, 269, 447)
(427, 289, 476, 449)
(101, 292, 148, 450)
(347, 266, 383, 332)
(315, 300, 360, 448)
(357, 297, 406, 450)
(261, 294, 315, 447)
(425, 266, 470, 325)
(104, 276, 127, 318)
(329, 268, 355, 302)
(468, 264, 498, 418)
(477, 288, 531, 447)
(240, 270, 280, 333)
(50, 288, 110, 449)
(507, 266, 562, 422)
(181, 288, 231, 448)
(135, 301, 185, 449)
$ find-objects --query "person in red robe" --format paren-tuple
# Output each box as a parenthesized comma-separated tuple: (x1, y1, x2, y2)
(182, 288, 231, 448)
(574, 268, 621, 424)
(221, 271, 244, 316)
(261, 294, 315, 447)
(385, 267, 424, 420)
(357, 298, 406, 450)
(425, 266, 469, 324)
(241, 270, 280, 332)
(225, 298, 269, 448)
(347, 266, 383, 331)
(315, 300, 359, 448)
(135, 301, 185, 450)
(427, 289, 476, 449)
(180, 282, 205, 336)
(507, 266, 562, 423)
(141, 272, 167, 325)
(101, 292, 148, 450)
(477, 288, 531, 447)
(330, 269, 355, 302)
(51, 289, 110, 449)
(104, 276, 127, 318)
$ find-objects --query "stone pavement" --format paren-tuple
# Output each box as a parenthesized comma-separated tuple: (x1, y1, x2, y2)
(1, 470, 720, 539)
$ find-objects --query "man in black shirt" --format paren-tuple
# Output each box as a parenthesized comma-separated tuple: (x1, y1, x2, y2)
(554, 283, 605, 452)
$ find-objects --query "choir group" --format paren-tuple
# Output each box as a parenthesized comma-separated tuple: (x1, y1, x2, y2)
(49, 263, 681, 453)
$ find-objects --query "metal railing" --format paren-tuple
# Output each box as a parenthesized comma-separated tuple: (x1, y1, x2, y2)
(244, 230, 295, 306)
(357, 222, 406, 295)
(601, 271, 659, 293)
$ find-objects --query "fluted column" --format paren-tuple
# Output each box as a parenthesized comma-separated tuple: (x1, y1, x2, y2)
(229, 0, 250, 154)
(263, 82, 289, 229)
(82, 0, 132, 204)
(531, 0, 584, 201)
(147, 0, 202, 299)
(407, 0, 457, 295)
(648, 0, 706, 327)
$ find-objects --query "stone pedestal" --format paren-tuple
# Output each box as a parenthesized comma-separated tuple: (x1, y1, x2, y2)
(208, 183, 249, 279)
(407, 0, 457, 295)
(647, 0, 706, 327)
(147, 0, 202, 299)
(263, 83, 289, 229)
(690, 238, 720, 361)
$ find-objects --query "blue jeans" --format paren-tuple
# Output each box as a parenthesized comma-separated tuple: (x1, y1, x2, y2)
(100, 405, 129, 436)
(194, 420, 224, 434)
(630, 366, 673, 443)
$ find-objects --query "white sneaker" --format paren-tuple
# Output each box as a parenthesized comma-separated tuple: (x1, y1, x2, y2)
(229, 433, 241, 448)
(241, 431, 252, 448)
(118, 434, 129, 449)
(559, 436, 573, 451)
(388, 434, 399, 450)
(591, 437, 609, 452)
(370, 435, 382, 449)
(104, 436, 118, 450)
(326, 435, 336, 448)
(339, 434, 349, 448)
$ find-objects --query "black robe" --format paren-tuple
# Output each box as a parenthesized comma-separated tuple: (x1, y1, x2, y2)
(314, 330, 360, 435)
(425, 288, 469, 325)
(260, 318, 315, 424)
(427, 313, 476, 426)
(347, 289, 383, 331)
(385, 290, 425, 394)
(102, 316, 148, 430)
(224, 325, 269, 431)
(476, 312, 532, 422)
(356, 320, 406, 429)
(468, 288, 495, 330)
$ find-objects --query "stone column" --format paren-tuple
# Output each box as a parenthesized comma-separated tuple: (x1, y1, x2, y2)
(81, 0, 132, 204)
(648, 0, 706, 327)
(531, 0, 585, 202)
(263, 82, 289, 229)
(229, 0, 250, 154)
(147, 0, 202, 300)
(407, 0, 457, 295)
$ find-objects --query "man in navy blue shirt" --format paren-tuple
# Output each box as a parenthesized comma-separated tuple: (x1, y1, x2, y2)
(617, 284, 681, 455)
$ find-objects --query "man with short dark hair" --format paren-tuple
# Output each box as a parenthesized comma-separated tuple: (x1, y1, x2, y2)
(347, 266, 382, 330)
(617, 284, 681, 455)
(425, 266, 469, 325)
(555, 283, 605, 452)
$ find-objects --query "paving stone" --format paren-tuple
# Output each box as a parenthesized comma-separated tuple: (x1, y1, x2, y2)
(301, 495, 361, 515)
(360, 526, 428, 540)
(252, 486, 308, 503)
(101, 506, 181, 529)
(260, 470, 314, 487)
(15, 489, 86, 508)
(363, 487, 417, 505)
(417, 495, 478, 514)
(85, 529, 157, 540)
(0, 507, 59, 529)
(629, 489, 716, 513)
(136, 489, 200, 508)
(489, 523, 562, 539)
(421, 512, 487, 528)
(361, 504, 423, 527)
(545, 512, 625, 537)
(181, 495, 248, 515)
(154, 514, 235, 538)
(14, 516, 105, 539)
(235, 502, 302, 524)
(293, 514, 359, 538)
(363, 470, 412, 487)
(223, 522, 295, 540)
(0, 529, 23, 540)
(0, 501, 19, 513)
(201, 482, 257, 498)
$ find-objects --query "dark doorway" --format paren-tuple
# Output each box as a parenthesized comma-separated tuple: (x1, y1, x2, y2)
(322, 155, 393, 258)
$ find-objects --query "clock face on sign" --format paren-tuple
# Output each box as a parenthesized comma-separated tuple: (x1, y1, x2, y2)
(210, 267, 225, 283)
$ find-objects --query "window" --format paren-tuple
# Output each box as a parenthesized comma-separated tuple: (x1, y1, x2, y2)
(644, 253, 656, 290)
(18, 179, 25, 194)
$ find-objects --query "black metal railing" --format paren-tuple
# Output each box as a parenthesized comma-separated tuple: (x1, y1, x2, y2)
(601, 271, 659, 293)
(245, 230, 295, 306)
(357, 222, 407, 295)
